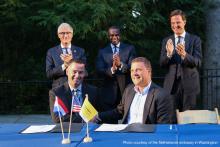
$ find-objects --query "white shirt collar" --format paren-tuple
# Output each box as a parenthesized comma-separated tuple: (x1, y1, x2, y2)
(134, 81, 152, 95)
(175, 31, 186, 39)
(61, 43, 71, 49)
(110, 42, 120, 48)
(68, 83, 82, 92)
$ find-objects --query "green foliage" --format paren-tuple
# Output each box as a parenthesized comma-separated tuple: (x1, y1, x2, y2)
(0, 0, 206, 113)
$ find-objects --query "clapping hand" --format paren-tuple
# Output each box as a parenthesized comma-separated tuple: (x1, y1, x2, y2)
(176, 43, 186, 59)
(113, 53, 121, 67)
(60, 53, 73, 67)
(166, 39, 174, 56)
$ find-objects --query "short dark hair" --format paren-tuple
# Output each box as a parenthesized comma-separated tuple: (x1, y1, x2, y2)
(108, 26, 120, 33)
(170, 9, 186, 21)
(67, 59, 88, 76)
(131, 57, 152, 70)
(68, 59, 86, 66)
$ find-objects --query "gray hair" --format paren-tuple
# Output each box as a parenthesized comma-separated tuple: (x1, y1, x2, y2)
(57, 23, 73, 34)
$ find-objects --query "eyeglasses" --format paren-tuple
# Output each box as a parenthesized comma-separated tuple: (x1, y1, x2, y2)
(109, 34, 120, 37)
(58, 32, 72, 35)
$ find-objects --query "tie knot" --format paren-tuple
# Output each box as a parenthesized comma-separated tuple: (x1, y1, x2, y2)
(113, 45, 118, 54)
(177, 36, 182, 44)
(62, 48, 68, 54)
(72, 89, 80, 96)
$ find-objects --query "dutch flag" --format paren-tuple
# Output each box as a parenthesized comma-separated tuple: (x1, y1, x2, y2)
(53, 96, 69, 116)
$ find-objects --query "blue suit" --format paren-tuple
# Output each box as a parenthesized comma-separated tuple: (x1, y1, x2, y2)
(160, 32, 202, 111)
(96, 42, 136, 116)
(46, 45, 86, 88)
(49, 82, 99, 123)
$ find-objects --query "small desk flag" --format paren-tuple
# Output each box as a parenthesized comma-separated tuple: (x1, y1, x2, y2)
(79, 95, 98, 122)
(53, 96, 69, 116)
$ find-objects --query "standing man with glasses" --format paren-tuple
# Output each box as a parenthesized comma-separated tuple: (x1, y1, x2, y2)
(49, 60, 99, 123)
(96, 26, 136, 123)
(46, 23, 86, 89)
(160, 10, 202, 116)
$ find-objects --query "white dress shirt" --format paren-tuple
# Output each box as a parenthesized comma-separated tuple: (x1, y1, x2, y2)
(127, 81, 152, 124)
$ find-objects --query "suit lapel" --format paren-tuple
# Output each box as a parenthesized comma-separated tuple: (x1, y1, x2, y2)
(55, 45, 64, 64)
(71, 45, 77, 56)
(104, 45, 114, 64)
(63, 82, 72, 111)
(184, 32, 190, 52)
(81, 84, 86, 102)
(118, 43, 124, 60)
(142, 83, 155, 123)
(122, 87, 136, 122)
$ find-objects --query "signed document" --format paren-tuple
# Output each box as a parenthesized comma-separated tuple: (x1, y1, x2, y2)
(21, 125, 56, 134)
(95, 124, 128, 132)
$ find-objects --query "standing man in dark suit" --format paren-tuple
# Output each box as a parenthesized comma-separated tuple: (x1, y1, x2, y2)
(46, 23, 86, 88)
(49, 60, 99, 123)
(160, 9, 202, 112)
(96, 26, 136, 115)
(93, 57, 173, 124)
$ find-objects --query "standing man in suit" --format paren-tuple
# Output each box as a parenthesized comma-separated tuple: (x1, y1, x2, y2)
(96, 26, 136, 116)
(49, 60, 99, 123)
(160, 9, 202, 112)
(93, 57, 173, 124)
(46, 23, 86, 89)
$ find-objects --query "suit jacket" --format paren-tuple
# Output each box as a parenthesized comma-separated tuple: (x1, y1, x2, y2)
(96, 42, 136, 111)
(160, 32, 202, 94)
(49, 82, 99, 123)
(46, 44, 86, 88)
(99, 83, 173, 124)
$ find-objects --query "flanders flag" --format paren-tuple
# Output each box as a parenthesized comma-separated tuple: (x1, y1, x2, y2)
(79, 94, 98, 122)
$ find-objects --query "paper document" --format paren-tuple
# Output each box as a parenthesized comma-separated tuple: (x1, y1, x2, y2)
(21, 125, 56, 134)
(95, 124, 127, 132)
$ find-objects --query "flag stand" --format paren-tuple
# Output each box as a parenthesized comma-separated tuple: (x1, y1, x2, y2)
(64, 90, 77, 144)
(83, 122, 92, 143)
(59, 116, 70, 144)
(55, 96, 70, 144)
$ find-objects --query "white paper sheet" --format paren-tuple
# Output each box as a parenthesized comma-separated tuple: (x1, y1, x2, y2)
(21, 125, 56, 134)
(95, 124, 127, 132)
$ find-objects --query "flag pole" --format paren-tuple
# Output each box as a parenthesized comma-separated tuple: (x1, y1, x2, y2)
(55, 96, 70, 144)
(66, 90, 76, 142)
(58, 111, 65, 140)
(83, 94, 92, 143)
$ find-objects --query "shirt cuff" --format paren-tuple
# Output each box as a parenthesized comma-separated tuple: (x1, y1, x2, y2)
(111, 67, 116, 74)
(167, 53, 173, 58)
(118, 62, 123, 71)
(62, 64, 67, 71)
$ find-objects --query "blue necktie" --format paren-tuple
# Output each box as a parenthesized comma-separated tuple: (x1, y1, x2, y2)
(113, 45, 117, 54)
(72, 89, 81, 106)
(175, 36, 182, 78)
(175, 36, 182, 64)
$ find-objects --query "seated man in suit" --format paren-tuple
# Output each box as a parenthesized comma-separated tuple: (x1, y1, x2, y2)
(49, 59, 99, 123)
(93, 57, 173, 124)
(46, 22, 86, 89)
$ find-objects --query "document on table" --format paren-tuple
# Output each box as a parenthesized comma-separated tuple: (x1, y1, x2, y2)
(21, 125, 56, 134)
(95, 124, 128, 132)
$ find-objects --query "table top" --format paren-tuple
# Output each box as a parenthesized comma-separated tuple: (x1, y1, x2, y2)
(0, 124, 219, 147)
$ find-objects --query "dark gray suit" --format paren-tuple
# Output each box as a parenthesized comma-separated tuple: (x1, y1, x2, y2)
(160, 32, 202, 111)
(46, 45, 86, 88)
(49, 82, 99, 123)
(96, 43, 136, 114)
(99, 83, 173, 124)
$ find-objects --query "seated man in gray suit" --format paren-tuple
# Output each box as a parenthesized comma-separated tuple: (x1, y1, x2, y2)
(93, 57, 173, 124)
(49, 60, 99, 123)
(46, 23, 86, 88)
